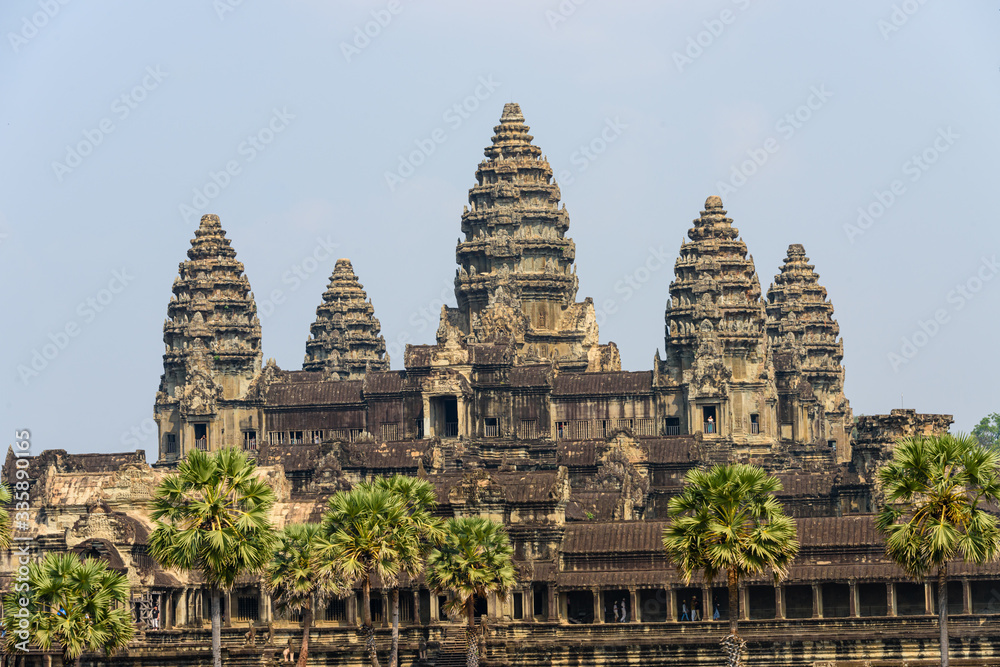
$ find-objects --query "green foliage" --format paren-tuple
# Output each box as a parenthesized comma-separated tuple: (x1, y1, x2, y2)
(265, 523, 348, 616)
(662, 464, 799, 585)
(0, 482, 12, 552)
(148, 447, 276, 667)
(972, 413, 1000, 450)
(876, 433, 1000, 578)
(148, 447, 277, 588)
(316, 485, 416, 595)
(426, 516, 516, 622)
(2, 552, 134, 661)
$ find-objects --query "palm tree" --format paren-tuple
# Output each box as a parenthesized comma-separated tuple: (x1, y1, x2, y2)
(148, 447, 276, 667)
(365, 475, 444, 667)
(3, 552, 134, 666)
(265, 523, 349, 667)
(876, 433, 1000, 667)
(317, 485, 415, 667)
(426, 516, 516, 667)
(0, 481, 12, 551)
(662, 464, 799, 667)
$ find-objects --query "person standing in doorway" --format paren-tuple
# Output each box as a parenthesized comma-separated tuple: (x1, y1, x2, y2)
(613, 600, 619, 622)
(681, 599, 689, 621)
(620, 599, 628, 623)
(713, 597, 721, 621)
(691, 596, 701, 621)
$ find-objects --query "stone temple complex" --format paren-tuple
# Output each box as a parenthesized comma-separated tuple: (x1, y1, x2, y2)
(5, 103, 999, 666)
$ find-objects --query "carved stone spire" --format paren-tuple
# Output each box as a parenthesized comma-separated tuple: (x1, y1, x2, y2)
(664, 196, 767, 361)
(303, 258, 389, 380)
(432, 104, 618, 371)
(766, 244, 844, 376)
(455, 102, 578, 329)
(766, 244, 852, 458)
(158, 214, 262, 406)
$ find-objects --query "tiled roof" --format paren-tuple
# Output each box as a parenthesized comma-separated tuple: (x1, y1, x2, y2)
(265, 380, 364, 405)
(552, 371, 654, 396)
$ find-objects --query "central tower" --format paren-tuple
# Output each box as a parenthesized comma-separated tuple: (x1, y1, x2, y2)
(441, 103, 619, 371)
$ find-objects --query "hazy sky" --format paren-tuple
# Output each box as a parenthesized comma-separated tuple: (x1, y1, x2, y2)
(2, 1, 998, 460)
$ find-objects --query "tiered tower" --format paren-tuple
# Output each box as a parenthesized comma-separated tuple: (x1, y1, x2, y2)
(155, 214, 263, 459)
(660, 196, 775, 446)
(303, 258, 389, 380)
(766, 244, 852, 460)
(440, 102, 618, 371)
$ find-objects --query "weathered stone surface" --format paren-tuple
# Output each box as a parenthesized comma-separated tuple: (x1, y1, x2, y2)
(8, 104, 992, 667)
(303, 258, 389, 379)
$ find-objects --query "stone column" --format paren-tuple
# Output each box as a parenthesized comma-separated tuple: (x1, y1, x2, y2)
(548, 587, 559, 623)
(414, 590, 422, 626)
(739, 587, 749, 621)
(924, 582, 935, 615)
(628, 588, 638, 623)
(382, 593, 390, 627)
(703, 585, 713, 622)
(225, 591, 233, 627)
(812, 584, 823, 619)
(175, 589, 187, 627)
(667, 588, 677, 622)
(887, 583, 897, 617)
(962, 579, 972, 614)
(849, 582, 859, 618)
(348, 594, 357, 625)
(457, 397, 467, 438)
(422, 396, 431, 439)
(592, 588, 603, 623)
(775, 586, 785, 620)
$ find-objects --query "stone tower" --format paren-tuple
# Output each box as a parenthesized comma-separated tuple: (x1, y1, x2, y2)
(303, 258, 389, 380)
(154, 214, 263, 460)
(766, 244, 852, 461)
(659, 196, 776, 447)
(440, 102, 619, 372)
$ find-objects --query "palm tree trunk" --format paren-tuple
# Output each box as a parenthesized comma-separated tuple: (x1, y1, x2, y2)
(389, 588, 400, 667)
(725, 569, 744, 667)
(297, 605, 312, 667)
(728, 569, 739, 638)
(466, 596, 478, 667)
(362, 577, 381, 667)
(211, 587, 222, 667)
(938, 563, 949, 667)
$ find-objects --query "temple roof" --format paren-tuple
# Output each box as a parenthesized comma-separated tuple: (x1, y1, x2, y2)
(303, 258, 389, 380)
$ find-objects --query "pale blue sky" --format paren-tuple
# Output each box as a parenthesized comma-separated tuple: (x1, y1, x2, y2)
(2, 1, 998, 458)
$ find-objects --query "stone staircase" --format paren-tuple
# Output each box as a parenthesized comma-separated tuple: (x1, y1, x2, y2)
(432, 633, 468, 666)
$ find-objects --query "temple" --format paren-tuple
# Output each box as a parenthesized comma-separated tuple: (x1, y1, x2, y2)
(5, 104, 998, 666)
